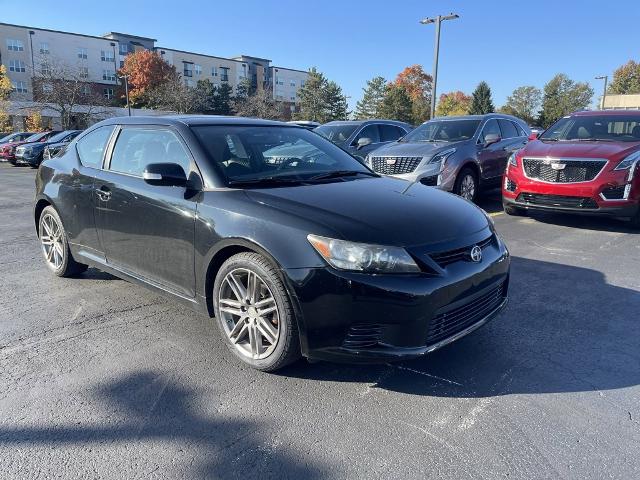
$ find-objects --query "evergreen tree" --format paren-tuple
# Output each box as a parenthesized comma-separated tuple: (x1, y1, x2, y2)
(295, 67, 328, 122)
(379, 84, 413, 124)
(539, 74, 593, 127)
(469, 81, 495, 115)
(194, 79, 217, 114)
(213, 82, 234, 115)
(355, 76, 387, 119)
(324, 81, 349, 121)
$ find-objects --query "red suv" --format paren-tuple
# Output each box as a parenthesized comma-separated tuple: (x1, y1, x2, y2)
(502, 110, 640, 228)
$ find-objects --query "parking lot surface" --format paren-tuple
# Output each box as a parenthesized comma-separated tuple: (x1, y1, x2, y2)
(1, 163, 639, 479)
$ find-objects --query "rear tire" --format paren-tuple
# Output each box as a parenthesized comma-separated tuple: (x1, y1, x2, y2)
(454, 167, 478, 202)
(213, 252, 301, 372)
(38, 206, 88, 277)
(504, 203, 527, 216)
(630, 210, 640, 230)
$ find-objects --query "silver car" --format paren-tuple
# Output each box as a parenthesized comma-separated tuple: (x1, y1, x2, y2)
(365, 114, 530, 202)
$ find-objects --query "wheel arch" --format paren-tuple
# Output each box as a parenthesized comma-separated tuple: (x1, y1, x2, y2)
(34, 197, 53, 236)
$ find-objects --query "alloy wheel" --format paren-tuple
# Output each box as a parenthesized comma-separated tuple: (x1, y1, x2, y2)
(39, 213, 65, 270)
(218, 268, 280, 360)
(460, 174, 476, 201)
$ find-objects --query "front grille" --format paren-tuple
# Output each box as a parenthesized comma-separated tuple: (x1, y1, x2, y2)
(601, 185, 626, 200)
(426, 281, 507, 346)
(523, 158, 605, 183)
(342, 323, 383, 349)
(429, 234, 494, 268)
(370, 156, 423, 175)
(517, 193, 598, 209)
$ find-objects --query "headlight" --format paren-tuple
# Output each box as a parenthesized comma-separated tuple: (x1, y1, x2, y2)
(428, 148, 457, 171)
(364, 155, 372, 167)
(307, 234, 420, 273)
(508, 152, 518, 167)
(614, 150, 640, 171)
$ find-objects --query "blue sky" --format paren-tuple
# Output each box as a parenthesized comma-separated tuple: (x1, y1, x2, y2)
(2, 0, 638, 109)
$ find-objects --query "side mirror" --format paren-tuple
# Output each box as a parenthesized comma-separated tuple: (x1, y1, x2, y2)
(483, 133, 501, 147)
(528, 132, 539, 141)
(356, 137, 372, 150)
(143, 163, 187, 187)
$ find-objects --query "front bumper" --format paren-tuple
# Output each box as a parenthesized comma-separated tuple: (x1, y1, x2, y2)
(284, 233, 510, 363)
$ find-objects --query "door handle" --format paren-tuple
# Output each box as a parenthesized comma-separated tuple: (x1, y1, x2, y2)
(95, 186, 112, 201)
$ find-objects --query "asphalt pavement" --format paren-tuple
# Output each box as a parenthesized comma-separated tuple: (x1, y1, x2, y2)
(0, 163, 638, 479)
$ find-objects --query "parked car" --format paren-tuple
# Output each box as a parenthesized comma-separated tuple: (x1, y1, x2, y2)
(528, 125, 545, 137)
(16, 130, 81, 167)
(0, 132, 35, 146)
(503, 110, 640, 228)
(314, 120, 412, 160)
(35, 116, 509, 371)
(4, 131, 61, 165)
(287, 120, 321, 130)
(365, 114, 530, 202)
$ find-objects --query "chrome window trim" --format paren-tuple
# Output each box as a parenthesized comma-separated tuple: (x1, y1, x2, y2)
(521, 156, 608, 185)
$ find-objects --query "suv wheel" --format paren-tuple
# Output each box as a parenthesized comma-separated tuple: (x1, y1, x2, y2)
(38, 206, 88, 277)
(213, 252, 300, 372)
(454, 168, 478, 202)
(630, 210, 640, 230)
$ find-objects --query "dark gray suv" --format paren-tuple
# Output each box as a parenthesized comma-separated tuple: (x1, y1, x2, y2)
(365, 114, 529, 201)
(315, 120, 412, 160)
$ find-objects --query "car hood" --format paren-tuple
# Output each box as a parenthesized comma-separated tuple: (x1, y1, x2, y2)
(17, 141, 47, 150)
(523, 139, 640, 160)
(244, 176, 489, 247)
(371, 140, 467, 158)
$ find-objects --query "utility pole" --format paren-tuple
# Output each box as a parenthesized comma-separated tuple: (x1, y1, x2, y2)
(595, 75, 608, 110)
(118, 74, 131, 116)
(420, 13, 459, 119)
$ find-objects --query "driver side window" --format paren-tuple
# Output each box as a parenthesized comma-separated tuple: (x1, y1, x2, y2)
(352, 125, 380, 146)
(479, 119, 501, 144)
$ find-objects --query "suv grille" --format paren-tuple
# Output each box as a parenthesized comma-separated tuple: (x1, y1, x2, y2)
(342, 323, 383, 349)
(371, 156, 422, 175)
(523, 158, 605, 183)
(517, 193, 598, 209)
(429, 235, 494, 268)
(426, 281, 507, 346)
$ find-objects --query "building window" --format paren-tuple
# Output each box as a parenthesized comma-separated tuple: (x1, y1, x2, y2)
(183, 63, 193, 77)
(42, 83, 53, 93)
(12, 81, 28, 93)
(104, 88, 114, 99)
(119, 43, 129, 55)
(81, 85, 90, 95)
(290, 80, 296, 87)
(40, 63, 51, 76)
(211, 66, 218, 77)
(101, 50, 114, 62)
(39, 42, 50, 54)
(102, 69, 116, 82)
(276, 77, 284, 86)
(220, 67, 229, 82)
(194, 64, 202, 75)
(7, 39, 24, 51)
(8, 60, 26, 73)
(120, 60, 125, 68)
(77, 47, 88, 59)
(290, 96, 296, 101)
(184, 78, 194, 88)
(79, 66, 89, 79)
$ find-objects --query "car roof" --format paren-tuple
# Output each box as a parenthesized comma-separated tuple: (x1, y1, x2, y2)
(321, 119, 411, 127)
(96, 115, 298, 128)
(571, 110, 640, 117)
(430, 113, 520, 121)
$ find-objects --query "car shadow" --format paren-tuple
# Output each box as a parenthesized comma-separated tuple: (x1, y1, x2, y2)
(476, 188, 503, 214)
(78, 267, 120, 281)
(279, 256, 640, 398)
(0, 371, 327, 478)
(523, 210, 639, 234)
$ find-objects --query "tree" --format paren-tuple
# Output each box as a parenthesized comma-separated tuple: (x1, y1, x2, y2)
(324, 81, 349, 121)
(539, 74, 594, 128)
(234, 89, 284, 120)
(0, 65, 12, 100)
(145, 77, 199, 113)
(194, 79, 217, 114)
(608, 60, 640, 95)
(500, 86, 541, 125)
(469, 81, 495, 115)
(118, 50, 177, 107)
(213, 83, 234, 115)
(24, 110, 46, 131)
(296, 67, 328, 122)
(394, 65, 432, 123)
(379, 84, 413, 123)
(0, 102, 12, 133)
(435, 91, 471, 117)
(355, 76, 387, 119)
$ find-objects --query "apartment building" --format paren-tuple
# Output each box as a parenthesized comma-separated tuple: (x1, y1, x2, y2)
(1, 22, 308, 108)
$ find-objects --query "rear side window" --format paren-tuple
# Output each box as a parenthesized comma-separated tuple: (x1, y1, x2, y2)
(479, 119, 501, 143)
(498, 119, 518, 139)
(380, 124, 406, 142)
(76, 126, 115, 168)
(109, 127, 191, 177)
(353, 124, 380, 145)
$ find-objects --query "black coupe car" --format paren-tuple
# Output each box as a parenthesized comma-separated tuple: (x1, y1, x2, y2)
(35, 116, 510, 371)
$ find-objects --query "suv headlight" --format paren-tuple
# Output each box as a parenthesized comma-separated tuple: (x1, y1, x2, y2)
(428, 148, 457, 171)
(508, 151, 518, 167)
(364, 154, 372, 167)
(614, 150, 640, 171)
(307, 234, 420, 273)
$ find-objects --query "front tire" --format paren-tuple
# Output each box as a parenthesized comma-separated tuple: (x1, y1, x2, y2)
(213, 252, 300, 372)
(454, 167, 478, 202)
(38, 206, 88, 277)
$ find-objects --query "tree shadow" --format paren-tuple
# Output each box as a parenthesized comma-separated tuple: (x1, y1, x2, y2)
(0, 371, 327, 478)
(280, 256, 640, 399)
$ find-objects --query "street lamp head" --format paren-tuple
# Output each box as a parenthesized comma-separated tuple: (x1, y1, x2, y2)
(420, 13, 459, 25)
(595, 75, 607, 80)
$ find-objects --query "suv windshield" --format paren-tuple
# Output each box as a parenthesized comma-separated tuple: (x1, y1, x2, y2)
(192, 125, 373, 186)
(541, 114, 640, 142)
(23, 132, 48, 143)
(314, 124, 358, 143)
(402, 119, 480, 143)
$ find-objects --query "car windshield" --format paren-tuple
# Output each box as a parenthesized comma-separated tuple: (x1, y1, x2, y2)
(48, 131, 77, 143)
(314, 124, 358, 143)
(540, 115, 640, 142)
(0, 133, 17, 143)
(192, 125, 373, 186)
(401, 119, 480, 143)
(24, 132, 48, 143)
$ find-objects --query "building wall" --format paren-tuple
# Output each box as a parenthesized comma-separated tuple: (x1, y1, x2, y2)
(603, 94, 640, 110)
(271, 67, 308, 112)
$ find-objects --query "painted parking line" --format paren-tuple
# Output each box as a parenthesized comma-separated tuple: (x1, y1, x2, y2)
(489, 211, 504, 217)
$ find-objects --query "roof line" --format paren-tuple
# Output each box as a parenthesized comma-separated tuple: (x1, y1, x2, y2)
(0, 22, 115, 42)
(103, 31, 157, 41)
(271, 66, 309, 74)
(154, 46, 246, 63)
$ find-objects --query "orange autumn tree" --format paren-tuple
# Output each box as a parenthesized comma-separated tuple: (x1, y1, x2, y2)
(394, 65, 433, 124)
(118, 50, 177, 107)
(435, 91, 471, 117)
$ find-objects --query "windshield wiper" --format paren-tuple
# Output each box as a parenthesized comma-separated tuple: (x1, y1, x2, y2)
(228, 176, 305, 187)
(570, 138, 615, 142)
(308, 170, 378, 181)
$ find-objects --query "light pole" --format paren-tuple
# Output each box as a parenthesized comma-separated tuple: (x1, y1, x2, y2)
(595, 75, 608, 110)
(420, 13, 459, 119)
(118, 74, 131, 116)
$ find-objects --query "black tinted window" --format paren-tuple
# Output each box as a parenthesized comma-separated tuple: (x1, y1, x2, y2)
(109, 127, 191, 177)
(353, 125, 380, 145)
(76, 126, 115, 168)
(498, 119, 518, 139)
(380, 124, 405, 142)
(479, 119, 501, 143)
